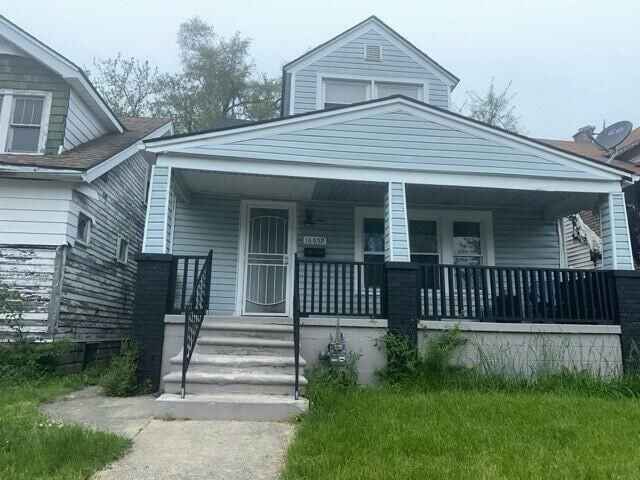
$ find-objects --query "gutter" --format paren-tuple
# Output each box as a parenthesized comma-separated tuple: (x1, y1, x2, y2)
(0, 164, 83, 181)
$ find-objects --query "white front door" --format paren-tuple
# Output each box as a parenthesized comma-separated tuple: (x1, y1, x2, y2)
(240, 202, 295, 316)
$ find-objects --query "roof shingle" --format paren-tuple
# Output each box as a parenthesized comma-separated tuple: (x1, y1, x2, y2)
(0, 116, 171, 171)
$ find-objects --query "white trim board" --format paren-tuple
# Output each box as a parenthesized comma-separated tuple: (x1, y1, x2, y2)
(157, 154, 624, 194)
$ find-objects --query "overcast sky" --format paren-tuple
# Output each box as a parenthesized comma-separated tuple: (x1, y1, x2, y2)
(4, 0, 638, 139)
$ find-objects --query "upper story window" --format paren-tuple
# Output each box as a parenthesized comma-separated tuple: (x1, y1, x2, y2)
(321, 77, 424, 109)
(324, 80, 370, 108)
(0, 90, 52, 154)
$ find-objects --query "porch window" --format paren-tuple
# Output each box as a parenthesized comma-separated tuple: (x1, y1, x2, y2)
(363, 217, 385, 288)
(452, 221, 483, 265)
(409, 220, 439, 264)
(0, 90, 52, 154)
(324, 80, 369, 108)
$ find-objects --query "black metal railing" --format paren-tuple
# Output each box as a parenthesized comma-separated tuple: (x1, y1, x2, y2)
(181, 250, 213, 398)
(295, 259, 386, 318)
(167, 255, 209, 314)
(417, 264, 617, 324)
(293, 255, 301, 400)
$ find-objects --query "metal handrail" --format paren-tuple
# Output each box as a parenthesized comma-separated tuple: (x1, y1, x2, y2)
(181, 250, 213, 399)
(293, 254, 301, 400)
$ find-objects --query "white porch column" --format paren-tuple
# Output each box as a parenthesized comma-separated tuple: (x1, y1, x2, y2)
(600, 192, 634, 270)
(142, 165, 173, 253)
(384, 182, 411, 262)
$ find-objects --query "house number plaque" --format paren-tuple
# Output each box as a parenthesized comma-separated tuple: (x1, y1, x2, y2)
(303, 236, 327, 246)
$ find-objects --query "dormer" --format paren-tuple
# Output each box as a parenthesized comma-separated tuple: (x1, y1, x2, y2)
(281, 16, 459, 116)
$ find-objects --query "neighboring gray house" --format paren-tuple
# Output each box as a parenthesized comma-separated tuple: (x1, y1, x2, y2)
(540, 128, 640, 269)
(0, 16, 172, 345)
(131, 17, 637, 420)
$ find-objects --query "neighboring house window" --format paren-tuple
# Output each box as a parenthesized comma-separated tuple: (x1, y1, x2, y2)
(452, 222, 483, 265)
(321, 78, 424, 109)
(76, 213, 92, 245)
(116, 236, 129, 264)
(0, 90, 52, 154)
(324, 80, 369, 108)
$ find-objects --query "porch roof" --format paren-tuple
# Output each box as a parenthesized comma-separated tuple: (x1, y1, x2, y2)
(145, 96, 634, 194)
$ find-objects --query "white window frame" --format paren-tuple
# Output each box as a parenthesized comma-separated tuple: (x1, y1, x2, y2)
(354, 207, 495, 265)
(116, 235, 129, 264)
(0, 89, 52, 154)
(316, 73, 428, 110)
(75, 211, 93, 246)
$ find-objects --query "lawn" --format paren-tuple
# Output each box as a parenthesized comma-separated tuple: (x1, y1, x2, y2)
(283, 387, 640, 479)
(0, 371, 131, 480)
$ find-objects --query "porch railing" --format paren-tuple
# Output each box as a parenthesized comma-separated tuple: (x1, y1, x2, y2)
(418, 264, 617, 324)
(167, 255, 209, 314)
(295, 259, 386, 318)
(180, 250, 213, 398)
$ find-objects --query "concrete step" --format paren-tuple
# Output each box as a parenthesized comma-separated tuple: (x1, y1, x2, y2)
(200, 315, 291, 325)
(198, 322, 293, 340)
(169, 353, 306, 375)
(154, 393, 308, 421)
(163, 371, 307, 396)
(196, 336, 295, 356)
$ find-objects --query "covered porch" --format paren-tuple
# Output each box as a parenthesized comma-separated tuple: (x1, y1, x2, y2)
(144, 168, 629, 326)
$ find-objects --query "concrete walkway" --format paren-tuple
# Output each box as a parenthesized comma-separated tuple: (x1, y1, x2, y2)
(42, 386, 294, 480)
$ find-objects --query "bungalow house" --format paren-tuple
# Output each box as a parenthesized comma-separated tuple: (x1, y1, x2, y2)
(0, 16, 172, 357)
(129, 16, 639, 420)
(540, 127, 640, 269)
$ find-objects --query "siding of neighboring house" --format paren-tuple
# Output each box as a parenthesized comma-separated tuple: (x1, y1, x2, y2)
(0, 178, 74, 245)
(188, 110, 591, 180)
(0, 54, 70, 154)
(62, 89, 109, 150)
(291, 29, 450, 113)
(55, 153, 149, 340)
(170, 194, 560, 313)
(562, 216, 602, 269)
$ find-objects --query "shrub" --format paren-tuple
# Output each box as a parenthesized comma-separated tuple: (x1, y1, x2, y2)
(100, 339, 148, 397)
(0, 340, 72, 383)
(375, 330, 420, 384)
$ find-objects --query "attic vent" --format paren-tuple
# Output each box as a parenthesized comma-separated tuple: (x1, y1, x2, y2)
(364, 44, 382, 62)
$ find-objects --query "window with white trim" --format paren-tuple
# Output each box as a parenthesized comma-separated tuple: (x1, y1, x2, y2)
(362, 217, 385, 288)
(324, 80, 369, 108)
(116, 236, 129, 264)
(0, 90, 52, 154)
(452, 221, 483, 265)
(322, 78, 424, 108)
(76, 213, 92, 245)
(355, 208, 493, 266)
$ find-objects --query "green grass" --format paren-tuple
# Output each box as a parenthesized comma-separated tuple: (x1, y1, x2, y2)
(283, 387, 640, 479)
(0, 370, 132, 480)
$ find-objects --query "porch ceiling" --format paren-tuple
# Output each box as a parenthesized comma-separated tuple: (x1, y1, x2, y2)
(176, 169, 601, 213)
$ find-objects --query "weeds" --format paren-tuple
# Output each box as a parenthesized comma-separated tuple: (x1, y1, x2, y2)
(100, 339, 151, 397)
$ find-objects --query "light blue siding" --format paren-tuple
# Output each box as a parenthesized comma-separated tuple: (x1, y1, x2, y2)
(172, 195, 241, 315)
(144, 166, 169, 253)
(385, 182, 410, 261)
(600, 192, 633, 269)
(493, 209, 560, 268)
(190, 110, 590, 179)
(292, 29, 450, 113)
(297, 202, 355, 260)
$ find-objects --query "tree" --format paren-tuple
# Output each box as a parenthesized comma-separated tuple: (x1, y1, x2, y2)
(89, 54, 166, 117)
(462, 78, 524, 133)
(155, 17, 281, 132)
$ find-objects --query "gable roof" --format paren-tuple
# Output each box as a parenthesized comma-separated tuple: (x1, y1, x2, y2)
(538, 127, 640, 175)
(0, 15, 123, 133)
(0, 116, 171, 172)
(283, 16, 459, 88)
(144, 95, 633, 183)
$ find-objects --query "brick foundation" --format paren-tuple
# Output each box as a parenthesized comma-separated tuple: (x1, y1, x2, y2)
(384, 262, 419, 343)
(133, 253, 173, 390)
(612, 270, 640, 369)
